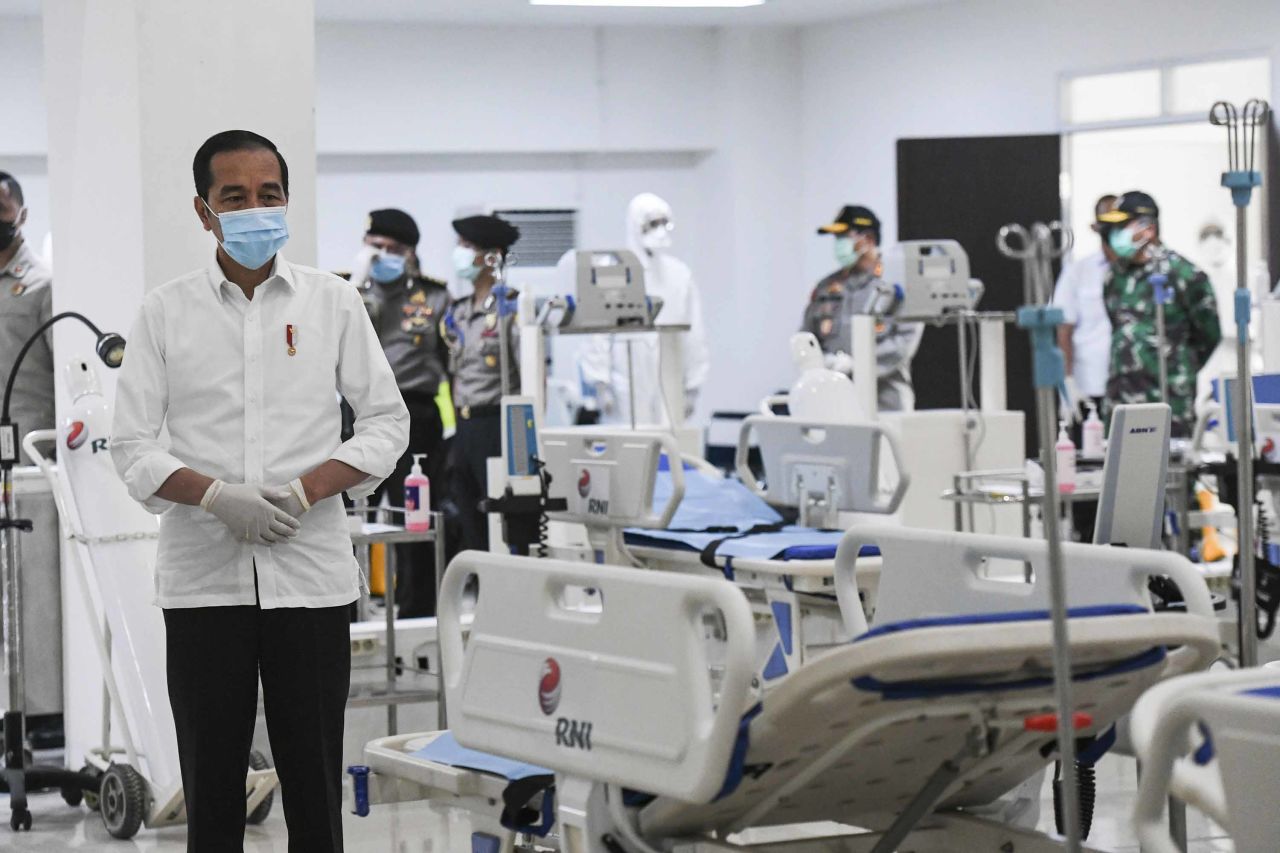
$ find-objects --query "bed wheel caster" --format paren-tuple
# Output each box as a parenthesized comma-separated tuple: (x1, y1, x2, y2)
(247, 749, 275, 825)
(100, 764, 147, 840)
(10, 808, 32, 832)
(60, 784, 83, 807)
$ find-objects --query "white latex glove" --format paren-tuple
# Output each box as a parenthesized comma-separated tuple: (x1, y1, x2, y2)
(263, 478, 312, 521)
(824, 351, 855, 376)
(349, 244, 380, 290)
(1059, 375, 1083, 424)
(201, 480, 301, 546)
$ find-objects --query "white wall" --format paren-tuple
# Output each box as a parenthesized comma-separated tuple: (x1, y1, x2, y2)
(800, 0, 1280, 285)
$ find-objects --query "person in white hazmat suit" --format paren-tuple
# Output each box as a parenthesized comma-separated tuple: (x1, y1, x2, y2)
(581, 193, 710, 425)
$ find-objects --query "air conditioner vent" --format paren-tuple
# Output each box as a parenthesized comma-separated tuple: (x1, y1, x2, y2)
(494, 208, 577, 268)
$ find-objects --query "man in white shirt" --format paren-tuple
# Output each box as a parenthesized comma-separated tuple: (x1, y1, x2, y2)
(1053, 194, 1118, 422)
(112, 130, 408, 852)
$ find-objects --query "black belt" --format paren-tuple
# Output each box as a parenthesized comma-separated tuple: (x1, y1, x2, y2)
(458, 404, 500, 420)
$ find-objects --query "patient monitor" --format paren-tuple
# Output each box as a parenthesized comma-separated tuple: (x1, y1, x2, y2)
(1094, 403, 1172, 549)
(542, 249, 659, 330)
(880, 239, 983, 320)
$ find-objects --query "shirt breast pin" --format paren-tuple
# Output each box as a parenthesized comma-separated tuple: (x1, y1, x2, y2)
(286, 323, 297, 356)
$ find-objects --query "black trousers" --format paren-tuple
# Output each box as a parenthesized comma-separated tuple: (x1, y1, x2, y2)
(164, 600, 351, 853)
(368, 392, 446, 616)
(452, 413, 501, 552)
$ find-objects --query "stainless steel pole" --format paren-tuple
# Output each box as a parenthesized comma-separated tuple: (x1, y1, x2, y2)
(1235, 201, 1258, 667)
(2, 470, 23, 721)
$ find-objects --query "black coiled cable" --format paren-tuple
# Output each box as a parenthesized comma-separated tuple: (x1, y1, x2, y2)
(534, 457, 551, 559)
(1053, 760, 1096, 840)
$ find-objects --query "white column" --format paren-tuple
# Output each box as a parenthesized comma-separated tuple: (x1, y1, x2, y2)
(42, 0, 317, 775)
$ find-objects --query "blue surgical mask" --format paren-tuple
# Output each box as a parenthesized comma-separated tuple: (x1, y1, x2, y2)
(453, 245, 481, 281)
(204, 201, 289, 270)
(834, 235, 861, 269)
(1108, 225, 1140, 260)
(370, 252, 407, 283)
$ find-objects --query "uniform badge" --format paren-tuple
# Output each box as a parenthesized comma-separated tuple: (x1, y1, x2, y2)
(286, 324, 298, 356)
(485, 312, 498, 331)
(484, 354, 498, 368)
(402, 304, 417, 316)
(10, 283, 25, 297)
(819, 317, 834, 337)
(410, 290, 426, 305)
(12, 263, 25, 278)
(413, 335, 422, 346)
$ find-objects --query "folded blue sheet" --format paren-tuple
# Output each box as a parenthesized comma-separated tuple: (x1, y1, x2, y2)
(411, 732, 550, 781)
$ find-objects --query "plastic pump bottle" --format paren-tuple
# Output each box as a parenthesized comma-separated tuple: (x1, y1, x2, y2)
(404, 454, 431, 531)
(1081, 403, 1104, 460)
(1055, 423, 1076, 494)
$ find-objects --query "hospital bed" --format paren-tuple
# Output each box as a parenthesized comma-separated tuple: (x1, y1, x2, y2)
(1130, 666, 1280, 853)
(357, 523, 1219, 852)
(540, 418, 906, 681)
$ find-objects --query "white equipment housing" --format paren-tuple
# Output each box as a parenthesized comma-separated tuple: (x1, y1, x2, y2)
(881, 239, 983, 320)
(540, 427, 685, 531)
(1094, 403, 1172, 549)
(735, 415, 909, 526)
(545, 249, 654, 330)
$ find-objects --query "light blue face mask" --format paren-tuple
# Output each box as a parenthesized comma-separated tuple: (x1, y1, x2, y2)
(370, 252, 407, 283)
(834, 235, 862, 269)
(453, 245, 481, 281)
(204, 201, 289, 270)
(1108, 225, 1140, 260)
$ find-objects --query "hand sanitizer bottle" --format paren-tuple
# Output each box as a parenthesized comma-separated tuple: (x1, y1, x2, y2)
(404, 454, 431, 532)
(1082, 403, 1105, 460)
(1055, 423, 1076, 494)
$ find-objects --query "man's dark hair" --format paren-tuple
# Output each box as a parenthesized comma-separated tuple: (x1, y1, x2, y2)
(192, 130, 289, 201)
(0, 172, 24, 207)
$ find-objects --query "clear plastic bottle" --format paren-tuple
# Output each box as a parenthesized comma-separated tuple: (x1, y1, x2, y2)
(1055, 423, 1076, 494)
(404, 454, 431, 532)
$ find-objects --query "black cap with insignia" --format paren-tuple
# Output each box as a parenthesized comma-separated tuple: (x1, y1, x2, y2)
(1097, 190, 1159, 226)
(366, 208, 420, 247)
(452, 214, 520, 251)
(817, 205, 881, 243)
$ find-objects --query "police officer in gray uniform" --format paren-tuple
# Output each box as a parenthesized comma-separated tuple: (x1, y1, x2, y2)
(0, 172, 54, 463)
(802, 205, 924, 411)
(355, 208, 451, 615)
(443, 214, 520, 552)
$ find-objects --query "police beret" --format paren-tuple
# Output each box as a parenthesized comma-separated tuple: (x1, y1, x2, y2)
(366, 208, 420, 247)
(452, 214, 520, 251)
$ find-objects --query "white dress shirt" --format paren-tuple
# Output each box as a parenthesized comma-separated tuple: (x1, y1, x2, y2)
(112, 253, 409, 609)
(1051, 249, 1112, 398)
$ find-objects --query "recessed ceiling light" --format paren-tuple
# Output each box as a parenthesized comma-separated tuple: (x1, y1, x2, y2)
(531, 0, 764, 7)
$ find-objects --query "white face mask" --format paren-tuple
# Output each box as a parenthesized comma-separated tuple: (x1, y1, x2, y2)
(641, 227, 672, 252)
(1200, 235, 1230, 268)
(453, 245, 481, 281)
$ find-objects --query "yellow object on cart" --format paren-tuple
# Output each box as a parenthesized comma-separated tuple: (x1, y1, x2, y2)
(369, 542, 387, 596)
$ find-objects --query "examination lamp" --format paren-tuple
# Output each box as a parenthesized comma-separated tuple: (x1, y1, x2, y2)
(1, 311, 126, 467)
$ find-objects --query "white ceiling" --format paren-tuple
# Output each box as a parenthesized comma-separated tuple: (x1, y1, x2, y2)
(0, 0, 953, 27)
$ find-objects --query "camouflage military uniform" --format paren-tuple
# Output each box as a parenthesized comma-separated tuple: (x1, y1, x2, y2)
(1104, 250, 1220, 437)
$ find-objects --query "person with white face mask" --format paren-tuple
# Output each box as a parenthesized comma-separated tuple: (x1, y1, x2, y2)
(803, 205, 923, 412)
(111, 130, 409, 852)
(580, 193, 710, 425)
(441, 213, 521, 552)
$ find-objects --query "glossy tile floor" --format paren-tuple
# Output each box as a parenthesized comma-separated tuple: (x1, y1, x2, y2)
(5, 751, 1234, 851)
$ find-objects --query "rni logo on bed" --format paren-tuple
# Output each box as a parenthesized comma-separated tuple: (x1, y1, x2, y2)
(66, 421, 88, 450)
(577, 469, 609, 516)
(538, 658, 562, 715)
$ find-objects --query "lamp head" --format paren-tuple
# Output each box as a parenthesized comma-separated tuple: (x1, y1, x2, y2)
(96, 332, 126, 368)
